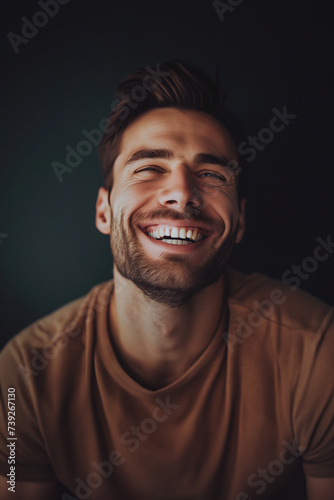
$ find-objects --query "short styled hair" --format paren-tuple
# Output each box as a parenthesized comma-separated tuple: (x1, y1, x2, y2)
(98, 60, 246, 198)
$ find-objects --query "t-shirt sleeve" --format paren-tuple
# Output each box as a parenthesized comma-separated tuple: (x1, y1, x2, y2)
(0, 335, 56, 481)
(293, 308, 334, 477)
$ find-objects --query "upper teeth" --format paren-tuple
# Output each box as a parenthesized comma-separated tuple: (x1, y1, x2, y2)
(147, 226, 204, 242)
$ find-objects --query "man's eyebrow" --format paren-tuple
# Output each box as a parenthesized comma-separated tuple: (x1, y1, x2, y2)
(193, 153, 233, 169)
(124, 149, 234, 169)
(124, 149, 174, 165)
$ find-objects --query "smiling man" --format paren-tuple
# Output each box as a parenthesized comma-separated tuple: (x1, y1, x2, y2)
(0, 61, 333, 499)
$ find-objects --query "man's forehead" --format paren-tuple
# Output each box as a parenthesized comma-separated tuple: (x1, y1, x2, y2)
(117, 108, 237, 162)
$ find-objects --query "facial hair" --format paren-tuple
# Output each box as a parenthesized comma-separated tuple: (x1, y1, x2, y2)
(109, 206, 238, 308)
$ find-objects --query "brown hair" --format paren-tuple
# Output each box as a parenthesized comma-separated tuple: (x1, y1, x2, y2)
(98, 60, 246, 197)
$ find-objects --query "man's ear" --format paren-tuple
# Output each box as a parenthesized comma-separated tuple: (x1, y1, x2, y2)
(95, 187, 111, 235)
(235, 197, 246, 244)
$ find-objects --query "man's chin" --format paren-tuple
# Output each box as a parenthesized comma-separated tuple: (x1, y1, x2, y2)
(123, 275, 205, 308)
(115, 259, 224, 308)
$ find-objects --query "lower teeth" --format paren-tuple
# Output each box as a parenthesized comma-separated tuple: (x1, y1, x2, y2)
(162, 239, 192, 245)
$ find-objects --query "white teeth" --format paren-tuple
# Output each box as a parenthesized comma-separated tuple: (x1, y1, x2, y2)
(162, 239, 192, 245)
(179, 228, 186, 239)
(171, 227, 179, 238)
(146, 226, 205, 242)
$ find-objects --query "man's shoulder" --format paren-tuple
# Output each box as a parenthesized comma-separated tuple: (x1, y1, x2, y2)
(0, 280, 113, 363)
(226, 267, 333, 334)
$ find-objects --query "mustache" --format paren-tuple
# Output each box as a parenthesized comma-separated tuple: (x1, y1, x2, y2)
(131, 208, 224, 233)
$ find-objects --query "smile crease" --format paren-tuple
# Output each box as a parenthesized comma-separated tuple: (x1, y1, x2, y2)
(146, 226, 205, 245)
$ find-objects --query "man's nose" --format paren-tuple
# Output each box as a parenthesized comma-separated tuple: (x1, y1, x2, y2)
(158, 166, 203, 211)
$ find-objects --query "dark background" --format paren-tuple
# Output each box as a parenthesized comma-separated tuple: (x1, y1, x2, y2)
(1, 0, 333, 349)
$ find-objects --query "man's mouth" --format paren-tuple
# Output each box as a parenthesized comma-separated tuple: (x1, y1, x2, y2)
(141, 224, 208, 246)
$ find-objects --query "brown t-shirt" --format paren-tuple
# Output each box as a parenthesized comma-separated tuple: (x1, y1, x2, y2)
(0, 269, 333, 499)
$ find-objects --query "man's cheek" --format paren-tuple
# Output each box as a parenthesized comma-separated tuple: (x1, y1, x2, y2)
(220, 208, 238, 236)
(111, 196, 125, 213)
(197, 185, 220, 209)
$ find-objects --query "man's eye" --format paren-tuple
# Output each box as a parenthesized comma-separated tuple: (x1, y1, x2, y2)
(199, 171, 228, 183)
(135, 166, 162, 173)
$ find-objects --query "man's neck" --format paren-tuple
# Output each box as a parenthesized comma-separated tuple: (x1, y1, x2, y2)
(109, 267, 226, 390)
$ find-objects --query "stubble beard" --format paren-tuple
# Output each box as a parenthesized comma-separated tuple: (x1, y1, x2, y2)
(109, 207, 238, 308)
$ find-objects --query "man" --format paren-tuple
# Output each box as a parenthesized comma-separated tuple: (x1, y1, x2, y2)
(0, 61, 333, 499)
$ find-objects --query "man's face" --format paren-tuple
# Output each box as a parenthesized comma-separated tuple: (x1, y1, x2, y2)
(96, 107, 245, 307)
